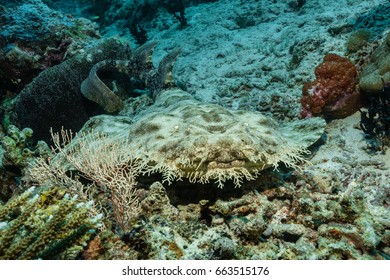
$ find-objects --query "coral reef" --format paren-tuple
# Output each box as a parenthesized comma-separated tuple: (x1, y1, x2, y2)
(359, 32, 390, 92)
(0, 186, 102, 259)
(0, 125, 50, 168)
(357, 32, 390, 151)
(80, 41, 180, 112)
(352, 1, 390, 38)
(11, 38, 131, 142)
(29, 128, 147, 233)
(3, 0, 387, 262)
(118, 172, 389, 260)
(0, 0, 100, 93)
(300, 54, 361, 119)
(345, 29, 371, 54)
(359, 89, 390, 151)
(83, 230, 138, 260)
(27, 111, 383, 260)
(0, 124, 50, 203)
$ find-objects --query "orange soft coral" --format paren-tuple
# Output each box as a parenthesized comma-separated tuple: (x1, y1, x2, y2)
(300, 54, 361, 119)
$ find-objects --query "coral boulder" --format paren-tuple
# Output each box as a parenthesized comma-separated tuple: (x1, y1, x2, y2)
(11, 38, 131, 142)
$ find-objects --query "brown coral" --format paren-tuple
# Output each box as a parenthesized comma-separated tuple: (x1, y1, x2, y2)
(83, 236, 104, 260)
(301, 54, 361, 119)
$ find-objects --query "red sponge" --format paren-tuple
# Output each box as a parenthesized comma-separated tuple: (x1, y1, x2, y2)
(300, 54, 361, 119)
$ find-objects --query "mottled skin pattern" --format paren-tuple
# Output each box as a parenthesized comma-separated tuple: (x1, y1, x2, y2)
(80, 42, 326, 188)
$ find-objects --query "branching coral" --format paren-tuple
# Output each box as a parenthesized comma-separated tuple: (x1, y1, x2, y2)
(29, 128, 146, 232)
(0, 186, 102, 259)
(301, 54, 361, 119)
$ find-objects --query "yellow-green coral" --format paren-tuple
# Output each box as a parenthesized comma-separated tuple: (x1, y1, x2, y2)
(0, 186, 102, 259)
(0, 125, 50, 168)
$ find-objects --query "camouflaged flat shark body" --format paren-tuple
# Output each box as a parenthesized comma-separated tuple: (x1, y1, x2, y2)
(78, 42, 326, 188)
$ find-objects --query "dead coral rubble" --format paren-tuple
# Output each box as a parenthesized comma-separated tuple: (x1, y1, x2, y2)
(116, 172, 389, 260)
